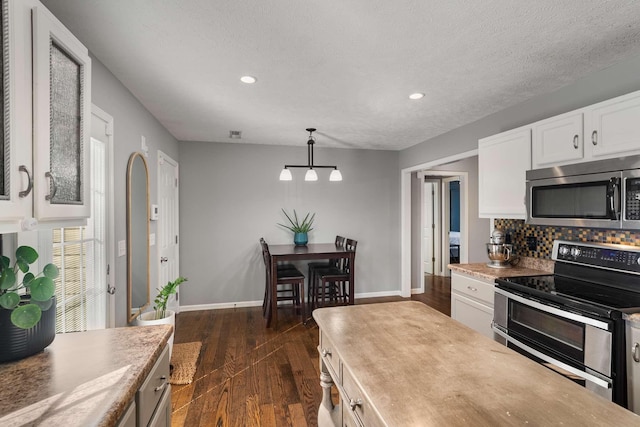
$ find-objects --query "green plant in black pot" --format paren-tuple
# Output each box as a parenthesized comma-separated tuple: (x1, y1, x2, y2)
(0, 246, 59, 329)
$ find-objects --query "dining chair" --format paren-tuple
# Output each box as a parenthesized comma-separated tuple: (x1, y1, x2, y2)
(312, 238, 357, 309)
(260, 239, 306, 328)
(260, 238, 298, 316)
(307, 235, 345, 307)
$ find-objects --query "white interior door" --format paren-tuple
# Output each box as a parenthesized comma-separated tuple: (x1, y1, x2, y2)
(158, 151, 180, 312)
(423, 180, 441, 276)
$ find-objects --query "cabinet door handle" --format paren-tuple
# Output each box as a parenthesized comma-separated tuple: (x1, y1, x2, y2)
(154, 375, 167, 392)
(633, 343, 640, 363)
(18, 165, 33, 198)
(467, 286, 478, 292)
(572, 135, 579, 149)
(160, 257, 168, 263)
(45, 172, 57, 201)
(591, 130, 598, 146)
(321, 348, 332, 357)
(349, 398, 363, 410)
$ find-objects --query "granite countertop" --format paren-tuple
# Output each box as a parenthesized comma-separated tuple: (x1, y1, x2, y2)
(0, 325, 172, 426)
(449, 256, 554, 281)
(625, 312, 640, 326)
(314, 302, 640, 425)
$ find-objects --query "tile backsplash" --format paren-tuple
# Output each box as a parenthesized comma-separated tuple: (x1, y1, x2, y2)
(494, 219, 640, 259)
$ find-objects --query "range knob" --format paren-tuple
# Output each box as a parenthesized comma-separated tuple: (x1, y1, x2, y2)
(558, 246, 570, 256)
(570, 247, 582, 257)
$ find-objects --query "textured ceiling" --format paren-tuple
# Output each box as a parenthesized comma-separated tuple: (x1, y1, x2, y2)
(42, 0, 640, 150)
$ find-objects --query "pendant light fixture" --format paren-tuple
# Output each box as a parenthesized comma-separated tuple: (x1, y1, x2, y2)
(279, 128, 342, 182)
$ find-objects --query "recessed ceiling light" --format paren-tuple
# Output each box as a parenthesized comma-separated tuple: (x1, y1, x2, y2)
(409, 92, 425, 100)
(240, 75, 257, 84)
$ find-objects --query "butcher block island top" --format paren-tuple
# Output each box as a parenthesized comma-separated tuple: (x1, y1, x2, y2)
(313, 301, 639, 426)
(0, 325, 172, 426)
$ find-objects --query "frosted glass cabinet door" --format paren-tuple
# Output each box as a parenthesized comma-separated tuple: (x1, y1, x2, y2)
(32, 5, 91, 221)
(0, 0, 34, 232)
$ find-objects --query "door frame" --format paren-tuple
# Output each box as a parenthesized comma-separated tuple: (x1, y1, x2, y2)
(91, 104, 116, 328)
(415, 171, 467, 286)
(441, 175, 463, 277)
(401, 149, 477, 298)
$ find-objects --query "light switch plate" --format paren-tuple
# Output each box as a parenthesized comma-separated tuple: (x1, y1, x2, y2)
(118, 240, 126, 257)
(149, 233, 156, 246)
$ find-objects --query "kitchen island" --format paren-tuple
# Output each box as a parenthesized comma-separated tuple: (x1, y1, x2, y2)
(314, 301, 639, 426)
(0, 325, 172, 426)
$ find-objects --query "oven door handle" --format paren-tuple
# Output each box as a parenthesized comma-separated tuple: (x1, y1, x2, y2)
(494, 288, 611, 330)
(492, 326, 612, 390)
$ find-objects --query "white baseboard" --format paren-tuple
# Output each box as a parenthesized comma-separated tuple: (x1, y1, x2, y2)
(179, 290, 403, 313)
(179, 300, 263, 312)
(354, 290, 402, 299)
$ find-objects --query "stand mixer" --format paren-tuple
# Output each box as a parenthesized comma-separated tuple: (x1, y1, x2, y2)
(486, 228, 517, 268)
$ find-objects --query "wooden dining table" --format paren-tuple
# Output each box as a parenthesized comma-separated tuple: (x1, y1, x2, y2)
(268, 243, 356, 328)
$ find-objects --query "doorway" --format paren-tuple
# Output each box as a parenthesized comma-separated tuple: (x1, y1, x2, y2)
(401, 149, 477, 297)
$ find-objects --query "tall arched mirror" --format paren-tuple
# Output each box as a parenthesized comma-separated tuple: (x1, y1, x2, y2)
(127, 152, 150, 323)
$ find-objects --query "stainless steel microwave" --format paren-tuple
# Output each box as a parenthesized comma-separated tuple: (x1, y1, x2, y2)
(525, 155, 640, 229)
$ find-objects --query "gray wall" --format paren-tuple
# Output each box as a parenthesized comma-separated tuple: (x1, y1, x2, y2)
(90, 56, 179, 327)
(400, 54, 640, 169)
(410, 156, 488, 287)
(178, 141, 400, 307)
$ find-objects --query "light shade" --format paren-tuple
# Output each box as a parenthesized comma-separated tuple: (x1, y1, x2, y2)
(329, 169, 343, 181)
(240, 75, 257, 84)
(304, 169, 318, 181)
(279, 168, 292, 181)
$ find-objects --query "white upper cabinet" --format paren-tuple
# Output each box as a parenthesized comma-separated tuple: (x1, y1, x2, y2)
(0, 0, 91, 232)
(584, 90, 640, 161)
(0, 0, 33, 233)
(531, 90, 640, 170)
(33, 5, 91, 221)
(531, 111, 584, 169)
(478, 126, 531, 219)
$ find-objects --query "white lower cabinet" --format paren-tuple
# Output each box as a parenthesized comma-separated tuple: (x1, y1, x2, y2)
(116, 402, 136, 427)
(136, 344, 171, 427)
(115, 344, 171, 427)
(451, 271, 496, 340)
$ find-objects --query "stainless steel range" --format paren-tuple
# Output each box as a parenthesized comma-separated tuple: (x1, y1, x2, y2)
(492, 240, 640, 408)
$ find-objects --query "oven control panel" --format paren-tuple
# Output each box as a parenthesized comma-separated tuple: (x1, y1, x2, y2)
(553, 240, 640, 273)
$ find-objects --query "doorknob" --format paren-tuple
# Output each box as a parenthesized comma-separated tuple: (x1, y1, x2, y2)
(160, 257, 168, 263)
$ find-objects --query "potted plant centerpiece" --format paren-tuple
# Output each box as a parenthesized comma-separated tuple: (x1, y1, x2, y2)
(135, 276, 187, 357)
(0, 245, 59, 362)
(278, 209, 315, 246)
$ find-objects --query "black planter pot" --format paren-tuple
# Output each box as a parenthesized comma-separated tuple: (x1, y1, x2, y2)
(0, 297, 56, 363)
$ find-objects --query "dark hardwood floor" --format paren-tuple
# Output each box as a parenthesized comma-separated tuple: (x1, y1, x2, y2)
(171, 275, 451, 426)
